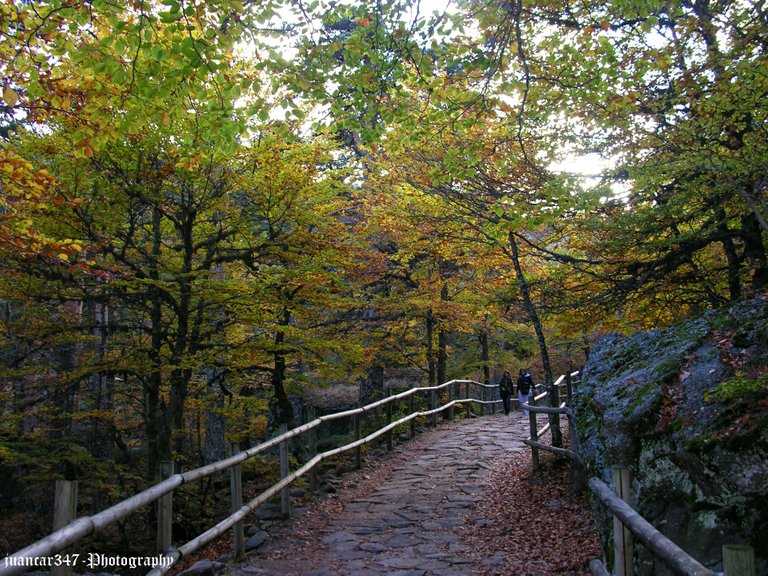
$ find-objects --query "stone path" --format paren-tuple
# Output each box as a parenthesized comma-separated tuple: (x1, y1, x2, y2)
(231, 411, 545, 576)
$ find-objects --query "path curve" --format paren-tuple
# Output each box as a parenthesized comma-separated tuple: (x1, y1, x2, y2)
(232, 411, 543, 576)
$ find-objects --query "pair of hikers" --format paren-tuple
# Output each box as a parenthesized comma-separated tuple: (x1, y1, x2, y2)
(498, 369, 534, 416)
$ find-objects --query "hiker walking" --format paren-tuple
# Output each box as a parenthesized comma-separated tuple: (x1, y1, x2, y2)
(498, 370, 514, 415)
(517, 368, 534, 416)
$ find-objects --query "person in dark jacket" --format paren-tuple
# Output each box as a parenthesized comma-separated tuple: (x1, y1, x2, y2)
(517, 368, 534, 416)
(498, 371, 514, 415)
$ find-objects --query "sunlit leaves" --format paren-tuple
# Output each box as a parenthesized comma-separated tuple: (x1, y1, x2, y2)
(1, 0, 280, 152)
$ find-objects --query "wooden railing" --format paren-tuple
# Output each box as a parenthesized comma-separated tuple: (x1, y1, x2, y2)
(587, 474, 717, 576)
(9, 369, 752, 576)
(522, 371, 583, 474)
(0, 378, 502, 576)
(520, 372, 754, 576)
(587, 468, 755, 576)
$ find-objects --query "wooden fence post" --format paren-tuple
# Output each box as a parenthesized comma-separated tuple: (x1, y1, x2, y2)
(353, 413, 362, 469)
(386, 388, 393, 451)
(723, 545, 755, 576)
(279, 423, 290, 518)
(53, 479, 78, 531)
(430, 389, 437, 427)
(307, 407, 319, 492)
(549, 381, 563, 447)
(528, 394, 539, 473)
(229, 442, 245, 562)
(613, 466, 634, 576)
(52, 480, 78, 576)
(566, 371, 574, 406)
(465, 382, 472, 418)
(588, 559, 611, 576)
(157, 461, 174, 554)
(409, 393, 416, 438)
(448, 381, 454, 420)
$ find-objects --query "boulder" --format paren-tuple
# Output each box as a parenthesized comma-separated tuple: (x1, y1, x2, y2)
(245, 529, 268, 551)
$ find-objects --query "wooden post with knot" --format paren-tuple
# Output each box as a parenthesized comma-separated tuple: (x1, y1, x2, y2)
(723, 544, 755, 576)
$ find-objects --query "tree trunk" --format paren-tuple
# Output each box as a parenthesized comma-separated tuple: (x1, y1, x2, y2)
(479, 328, 490, 415)
(169, 369, 190, 456)
(437, 327, 447, 385)
(479, 328, 490, 386)
(205, 263, 228, 464)
(581, 331, 591, 364)
(715, 207, 741, 301)
(507, 231, 553, 384)
(145, 374, 165, 480)
(508, 231, 561, 447)
(361, 363, 384, 404)
(271, 306, 294, 428)
(168, 205, 197, 458)
(426, 308, 436, 387)
(204, 370, 226, 465)
(147, 205, 170, 477)
(437, 283, 448, 386)
(89, 301, 112, 511)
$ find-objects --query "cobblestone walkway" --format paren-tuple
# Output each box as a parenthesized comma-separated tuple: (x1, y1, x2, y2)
(232, 411, 543, 576)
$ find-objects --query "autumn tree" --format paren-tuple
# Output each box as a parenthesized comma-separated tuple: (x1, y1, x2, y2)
(494, 0, 768, 321)
(357, 183, 484, 387)
(0, 0, 333, 480)
(228, 138, 363, 426)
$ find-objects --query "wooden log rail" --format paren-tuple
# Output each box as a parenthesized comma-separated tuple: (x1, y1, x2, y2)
(519, 373, 751, 575)
(522, 371, 583, 472)
(0, 378, 504, 576)
(588, 477, 718, 576)
(514, 370, 755, 576)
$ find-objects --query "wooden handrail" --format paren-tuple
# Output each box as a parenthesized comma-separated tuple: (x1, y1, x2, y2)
(523, 388, 580, 465)
(519, 372, 720, 576)
(522, 399, 583, 465)
(523, 438, 583, 464)
(0, 379, 498, 576)
(0, 474, 186, 569)
(589, 478, 717, 576)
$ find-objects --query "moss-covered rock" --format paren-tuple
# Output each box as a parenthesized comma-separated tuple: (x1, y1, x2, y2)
(574, 296, 768, 575)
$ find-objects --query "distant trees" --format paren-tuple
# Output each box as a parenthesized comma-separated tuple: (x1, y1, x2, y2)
(0, 128, 359, 480)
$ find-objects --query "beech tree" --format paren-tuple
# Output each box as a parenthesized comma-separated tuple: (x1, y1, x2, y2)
(493, 0, 768, 320)
(0, 127, 359, 478)
(1, 0, 345, 481)
(229, 139, 362, 426)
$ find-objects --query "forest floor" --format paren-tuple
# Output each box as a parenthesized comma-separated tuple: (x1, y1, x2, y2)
(172, 414, 604, 575)
(459, 447, 604, 574)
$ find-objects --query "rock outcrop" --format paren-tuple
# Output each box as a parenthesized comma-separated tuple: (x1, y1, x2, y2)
(574, 297, 768, 575)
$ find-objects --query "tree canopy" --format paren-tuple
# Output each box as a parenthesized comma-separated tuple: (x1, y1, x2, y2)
(1, 0, 766, 548)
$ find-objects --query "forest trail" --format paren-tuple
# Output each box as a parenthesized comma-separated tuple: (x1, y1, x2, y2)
(226, 411, 548, 576)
